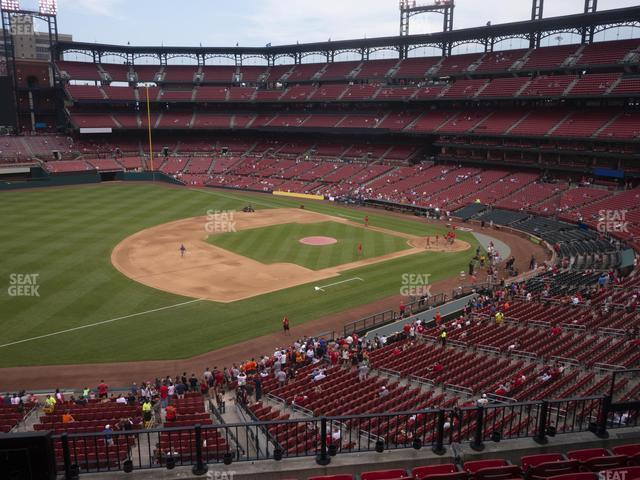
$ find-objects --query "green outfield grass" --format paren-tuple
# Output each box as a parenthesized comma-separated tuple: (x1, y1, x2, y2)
(0, 183, 478, 368)
(208, 221, 410, 270)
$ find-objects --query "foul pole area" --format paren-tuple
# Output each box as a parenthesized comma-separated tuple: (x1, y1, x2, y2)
(145, 85, 155, 181)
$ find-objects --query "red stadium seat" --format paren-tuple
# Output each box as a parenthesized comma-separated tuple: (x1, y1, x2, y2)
(612, 445, 640, 465)
(547, 474, 597, 480)
(308, 476, 354, 480)
(522, 454, 566, 469)
(465, 460, 509, 474)
(525, 460, 580, 480)
(360, 469, 409, 480)
(413, 464, 459, 479)
(475, 466, 523, 480)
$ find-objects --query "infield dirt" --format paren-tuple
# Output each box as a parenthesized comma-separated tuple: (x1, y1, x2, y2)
(111, 208, 469, 303)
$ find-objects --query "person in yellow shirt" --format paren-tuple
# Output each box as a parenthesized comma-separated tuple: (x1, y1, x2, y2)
(495, 311, 504, 326)
(43, 395, 57, 414)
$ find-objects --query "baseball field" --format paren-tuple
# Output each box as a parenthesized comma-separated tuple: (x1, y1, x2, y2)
(0, 183, 479, 368)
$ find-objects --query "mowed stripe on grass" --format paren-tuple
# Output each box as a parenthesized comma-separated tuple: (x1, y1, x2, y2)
(0, 184, 478, 367)
(207, 221, 410, 270)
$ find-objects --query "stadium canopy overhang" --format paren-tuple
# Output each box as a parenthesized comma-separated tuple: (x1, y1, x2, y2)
(54, 6, 640, 64)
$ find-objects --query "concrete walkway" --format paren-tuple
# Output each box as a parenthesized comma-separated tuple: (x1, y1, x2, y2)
(472, 232, 511, 259)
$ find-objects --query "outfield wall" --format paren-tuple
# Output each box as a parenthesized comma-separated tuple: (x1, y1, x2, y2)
(0, 169, 182, 190)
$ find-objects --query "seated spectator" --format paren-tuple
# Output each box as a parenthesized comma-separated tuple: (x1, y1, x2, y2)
(312, 369, 326, 382)
(379, 386, 389, 398)
(118, 417, 134, 431)
(43, 395, 56, 414)
(62, 411, 75, 424)
(477, 394, 489, 407)
(165, 404, 177, 422)
(116, 394, 127, 405)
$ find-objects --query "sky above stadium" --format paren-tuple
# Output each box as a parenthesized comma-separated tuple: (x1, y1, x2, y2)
(21, 0, 640, 50)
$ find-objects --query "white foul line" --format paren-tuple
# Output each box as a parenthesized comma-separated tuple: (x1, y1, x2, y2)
(0, 298, 204, 349)
(314, 277, 364, 292)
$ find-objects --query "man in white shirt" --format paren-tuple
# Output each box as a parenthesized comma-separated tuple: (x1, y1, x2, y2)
(237, 372, 247, 388)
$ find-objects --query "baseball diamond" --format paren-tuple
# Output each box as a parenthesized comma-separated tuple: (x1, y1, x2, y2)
(0, 1, 638, 478)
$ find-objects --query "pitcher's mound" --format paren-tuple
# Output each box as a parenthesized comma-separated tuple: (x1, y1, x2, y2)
(299, 236, 338, 246)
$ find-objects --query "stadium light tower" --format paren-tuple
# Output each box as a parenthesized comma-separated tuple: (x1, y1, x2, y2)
(39, 0, 57, 15)
(399, 0, 454, 36)
(399, 0, 454, 57)
(0, 0, 20, 11)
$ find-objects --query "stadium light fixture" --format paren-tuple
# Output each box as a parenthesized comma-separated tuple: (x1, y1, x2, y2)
(1, 0, 20, 11)
(39, 0, 57, 15)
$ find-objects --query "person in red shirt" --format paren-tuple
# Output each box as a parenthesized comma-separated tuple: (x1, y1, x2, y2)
(357, 243, 363, 256)
(364, 216, 369, 227)
(434, 311, 442, 327)
(214, 369, 224, 392)
(282, 316, 290, 336)
(97, 380, 108, 399)
(159, 383, 169, 408)
(165, 404, 176, 422)
(432, 362, 444, 374)
(402, 323, 411, 337)
(329, 349, 339, 365)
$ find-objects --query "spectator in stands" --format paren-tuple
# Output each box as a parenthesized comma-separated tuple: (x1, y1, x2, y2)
(379, 386, 389, 398)
(237, 370, 247, 389)
(118, 418, 134, 431)
(97, 380, 108, 399)
(477, 394, 489, 407)
(159, 382, 169, 408)
(189, 374, 198, 392)
(330, 425, 341, 446)
(276, 369, 287, 387)
(439, 329, 447, 347)
(312, 368, 327, 382)
(430, 362, 444, 374)
(116, 394, 127, 405)
(357, 362, 369, 381)
(253, 375, 263, 402)
(62, 410, 75, 424)
(103, 425, 114, 446)
(165, 404, 177, 423)
(43, 395, 56, 414)
(54, 388, 64, 403)
(175, 381, 186, 400)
